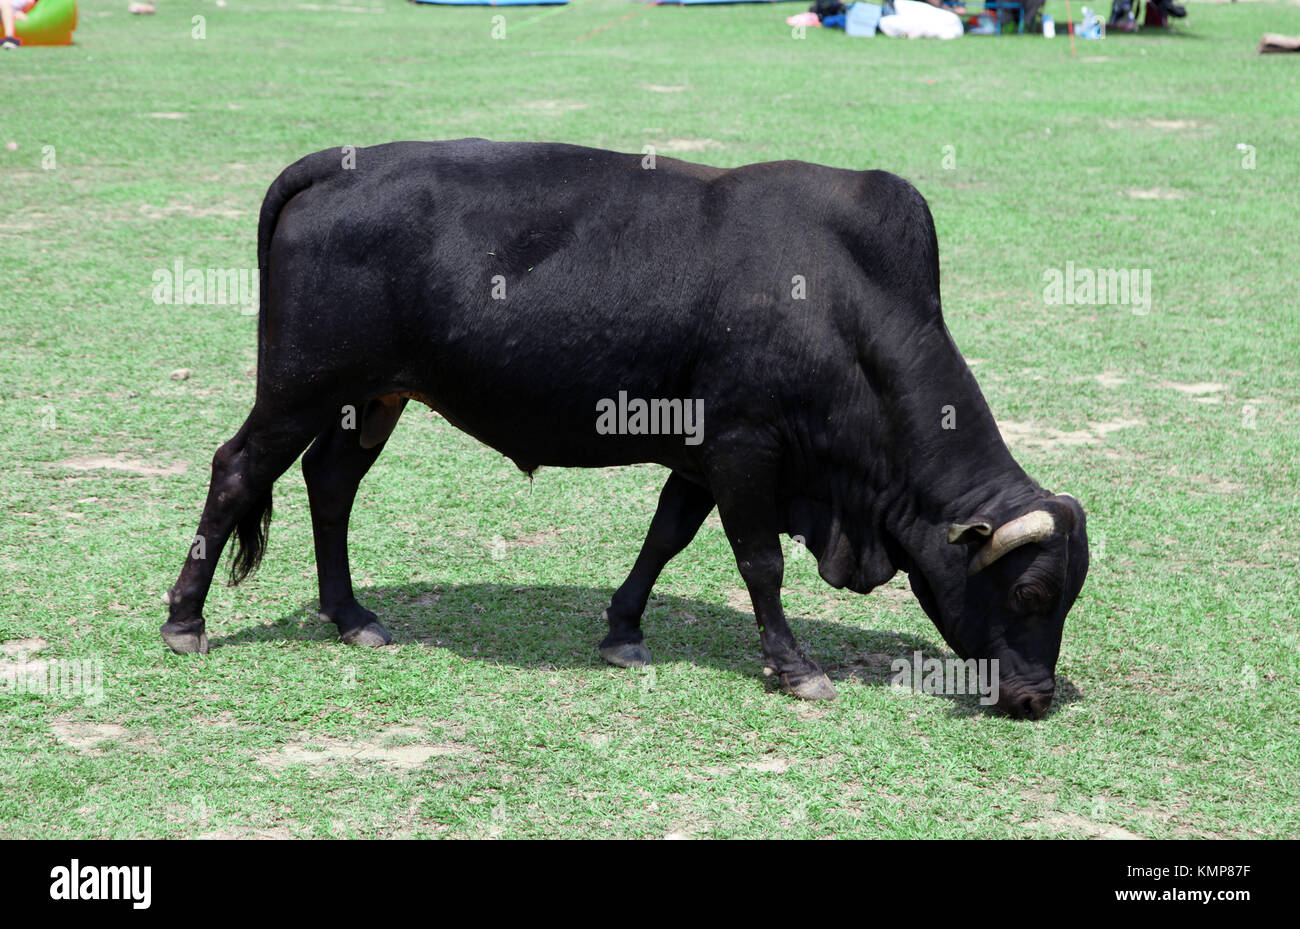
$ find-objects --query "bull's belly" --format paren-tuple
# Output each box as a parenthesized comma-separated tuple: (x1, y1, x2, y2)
(402, 386, 707, 474)
(371, 334, 708, 470)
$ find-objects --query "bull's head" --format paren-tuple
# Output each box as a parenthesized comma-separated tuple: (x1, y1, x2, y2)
(910, 493, 1088, 720)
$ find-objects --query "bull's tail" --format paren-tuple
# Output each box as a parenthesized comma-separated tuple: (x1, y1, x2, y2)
(256, 152, 325, 276)
(228, 491, 273, 586)
(225, 154, 327, 586)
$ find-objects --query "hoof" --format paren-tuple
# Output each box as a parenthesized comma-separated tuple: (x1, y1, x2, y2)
(339, 621, 393, 647)
(599, 641, 652, 668)
(160, 624, 209, 655)
(780, 670, 837, 701)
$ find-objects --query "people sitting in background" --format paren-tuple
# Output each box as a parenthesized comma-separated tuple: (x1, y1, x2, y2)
(1109, 0, 1185, 31)
(879, 0, 966, 38)
(808, 0, 967, 21)
(1, 0, 36, 49)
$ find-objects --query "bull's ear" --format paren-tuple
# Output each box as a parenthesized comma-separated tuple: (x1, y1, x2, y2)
(1048, 493, 1081, 534)
(948, 520, 994, 545)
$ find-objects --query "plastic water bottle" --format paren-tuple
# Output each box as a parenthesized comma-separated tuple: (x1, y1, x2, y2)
(1043, 13, 1055, 37)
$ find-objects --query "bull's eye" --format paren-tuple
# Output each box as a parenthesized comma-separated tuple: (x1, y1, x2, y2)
(1011, 583, 1051, 614)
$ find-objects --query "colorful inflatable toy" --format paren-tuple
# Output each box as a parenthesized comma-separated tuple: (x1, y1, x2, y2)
(14, 0, 78, 46)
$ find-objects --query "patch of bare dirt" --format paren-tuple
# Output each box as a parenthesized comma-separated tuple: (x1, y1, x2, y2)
(138, 202, 246, 220)
(1028, 811, 1145, 840)
(1124, 188, 1187, 200)
(697, 757, 794, 778)
(512, 528, 559, 547)
(1, 638, 47, 659)
(998, 418, 1143, 450)
(1145, 119, 1202, 131)
(257, 725, 475, 771)
(520, 100, 589, 114)
(653, 139, 724, 153)
(0, 640, 49, 685)
(1191, 474, 1245, 494)
(834, 650, 905, 685)
(196, 827, 296, 839)
(58, 454, 187, 477)
(1160, 380, 1224, 397)
(725, 588, 752, 613)
(50, 719, 129, 754)
(745, 758, 792, 773)
(1106, 118, 1207, 132)
(790, 702, 831, 722)
(197, 711, 237, 728)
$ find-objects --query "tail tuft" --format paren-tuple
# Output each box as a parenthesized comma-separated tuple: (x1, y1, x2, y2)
(227, 491, 273, 586)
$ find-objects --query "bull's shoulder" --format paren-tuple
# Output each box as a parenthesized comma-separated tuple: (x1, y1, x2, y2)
(719, 160, 922, 202)
(832, 169, 941, 304)
(715, 162, 935, 243)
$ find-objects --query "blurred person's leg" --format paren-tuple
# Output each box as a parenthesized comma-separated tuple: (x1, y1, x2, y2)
(1, 1, 17, 42)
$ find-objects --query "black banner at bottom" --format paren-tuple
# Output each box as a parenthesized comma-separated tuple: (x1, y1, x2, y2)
(1, 839, 1286, 916)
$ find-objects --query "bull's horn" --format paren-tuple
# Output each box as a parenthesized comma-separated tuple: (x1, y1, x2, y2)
(969, 510, 1056, 575)
(947, 520, 993, 544)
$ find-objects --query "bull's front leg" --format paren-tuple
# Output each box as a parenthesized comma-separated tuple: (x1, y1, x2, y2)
(713, 479, 836, 701)
(600, 471, 715, 667)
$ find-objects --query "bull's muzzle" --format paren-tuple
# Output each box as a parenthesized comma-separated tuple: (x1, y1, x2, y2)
(998, 677, 1056, 720)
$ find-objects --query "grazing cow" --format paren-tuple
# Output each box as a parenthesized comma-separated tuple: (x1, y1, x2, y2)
(161, 139, 1088, 719)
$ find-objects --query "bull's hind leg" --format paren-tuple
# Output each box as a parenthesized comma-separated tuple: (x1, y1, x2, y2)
(301, 397, 408, 647)
(599, 471, 715, 668)
(709, 454, 836, 701)
(161, 407, 323, 654)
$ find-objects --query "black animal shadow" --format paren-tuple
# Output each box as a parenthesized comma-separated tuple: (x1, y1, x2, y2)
(213, 582, 1080, 718)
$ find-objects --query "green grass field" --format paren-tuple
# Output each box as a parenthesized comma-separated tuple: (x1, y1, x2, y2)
(1, 0, 1297, 839)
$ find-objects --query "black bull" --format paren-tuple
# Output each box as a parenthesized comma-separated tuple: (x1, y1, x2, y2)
(161, 140, 1088, 719)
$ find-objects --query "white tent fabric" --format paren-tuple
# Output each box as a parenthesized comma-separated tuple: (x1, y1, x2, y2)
(878, 0, 964, 39)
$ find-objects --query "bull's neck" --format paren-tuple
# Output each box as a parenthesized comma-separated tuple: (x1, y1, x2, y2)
(867, 320, 1045, 563)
